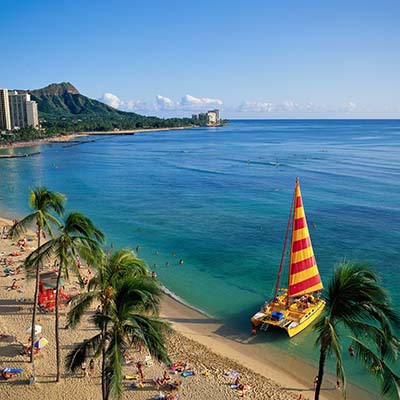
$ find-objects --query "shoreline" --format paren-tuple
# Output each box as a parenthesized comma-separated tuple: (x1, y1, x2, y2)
(0, 214, 376, 400)
(0, 125, 197, 150)
(160, 293, 376, 400)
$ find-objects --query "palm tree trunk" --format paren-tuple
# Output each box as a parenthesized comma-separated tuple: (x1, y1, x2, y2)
(102, 319, 109, 400)
(102, 344, 108, 400)
(29, 228, 41, 384)
(314, 347, 327, 400)
(55, 267, 62, 382)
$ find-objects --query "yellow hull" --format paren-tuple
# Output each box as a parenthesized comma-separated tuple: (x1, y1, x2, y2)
(251, 294, 325, 337)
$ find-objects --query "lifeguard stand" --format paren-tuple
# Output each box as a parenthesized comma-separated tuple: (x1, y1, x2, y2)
(38, 271, 69, 311)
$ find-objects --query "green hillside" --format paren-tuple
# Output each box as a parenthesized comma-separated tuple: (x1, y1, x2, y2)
(23, 82, 204, 133)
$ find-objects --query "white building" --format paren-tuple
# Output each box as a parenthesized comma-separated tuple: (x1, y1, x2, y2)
(8, 91, 39, 129)
(191, 109, 220, 125)
(0, 89, 11, 131)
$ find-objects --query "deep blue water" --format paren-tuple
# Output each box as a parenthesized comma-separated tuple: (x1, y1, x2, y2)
(1, 119, 399, 395)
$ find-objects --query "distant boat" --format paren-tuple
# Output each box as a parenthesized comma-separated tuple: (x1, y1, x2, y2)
(251, 178, 325, 337)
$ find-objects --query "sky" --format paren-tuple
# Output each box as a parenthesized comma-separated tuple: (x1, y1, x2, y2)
(1, 0, 399, 118)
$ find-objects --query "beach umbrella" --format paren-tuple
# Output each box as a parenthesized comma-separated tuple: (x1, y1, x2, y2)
(26, 325, 42, 334)
(34, 337, 49, 349)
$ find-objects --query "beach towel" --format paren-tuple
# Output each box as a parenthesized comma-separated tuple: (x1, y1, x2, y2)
(3, 368, 23, 373)
(124, 374, 138, 380)
(181, 371, 195, 377)
(224, 370, 240, 378)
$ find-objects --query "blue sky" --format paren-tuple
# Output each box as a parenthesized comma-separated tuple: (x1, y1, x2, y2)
(1, 0, 399, 118)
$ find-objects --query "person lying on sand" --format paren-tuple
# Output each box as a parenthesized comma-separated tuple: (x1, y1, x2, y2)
(1, 368, 22, 380)
(155, 370, 171, 388)
(170, 361, 190, 373)
(10, 279, 20, 290)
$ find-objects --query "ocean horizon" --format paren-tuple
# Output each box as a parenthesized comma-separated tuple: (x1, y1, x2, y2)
(1, 119, 399, 396)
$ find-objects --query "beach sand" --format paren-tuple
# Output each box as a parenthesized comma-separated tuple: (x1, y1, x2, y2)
(0, 126, 195, 150)
(0, 217, 376, 400)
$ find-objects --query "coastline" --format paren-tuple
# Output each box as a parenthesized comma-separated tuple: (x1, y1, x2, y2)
(0, 214, 377, 400)
(0, 125, 197, 150)
(160, 293, 376, 400)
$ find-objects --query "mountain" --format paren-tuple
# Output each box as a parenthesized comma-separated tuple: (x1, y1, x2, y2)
(17, 82, 202, 133)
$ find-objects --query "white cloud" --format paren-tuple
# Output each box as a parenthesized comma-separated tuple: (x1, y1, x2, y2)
(236, 100, 330, 114)
(99, 92, 124, 109)
(99, 92, 223, 115)
(98, 93, 153, 113)
(156, 95, 176, 110)
(236, 101, 274, 113)
(179, 94, 223, 110)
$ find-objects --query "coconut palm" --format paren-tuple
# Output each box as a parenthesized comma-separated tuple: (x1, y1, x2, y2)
(314, 261, 400, 400)
(27, 211, 105, 382)
(9, 187, 65, 381)
(66, 249, 170, 400)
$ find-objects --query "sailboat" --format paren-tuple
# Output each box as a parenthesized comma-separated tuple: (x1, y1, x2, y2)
(251, 178, 325, 337)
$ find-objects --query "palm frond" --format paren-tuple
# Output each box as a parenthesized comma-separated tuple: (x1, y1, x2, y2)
(8, 213, 37, 239)
(65, 333, 102, 372)
(349, 335, 400, 398)
(67, 292, 97, 328)
(125, 314, 171, 365)
(105, 331, 124, 399)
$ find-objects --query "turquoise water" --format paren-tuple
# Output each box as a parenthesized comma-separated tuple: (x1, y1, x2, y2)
(1, 120, 399, 395)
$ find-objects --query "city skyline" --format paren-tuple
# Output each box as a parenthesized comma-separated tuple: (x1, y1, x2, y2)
(1, 0, 399, 119)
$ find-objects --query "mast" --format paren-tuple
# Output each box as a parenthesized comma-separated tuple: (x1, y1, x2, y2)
(287, 177, 298, 297)
(273, 188, 295, 300)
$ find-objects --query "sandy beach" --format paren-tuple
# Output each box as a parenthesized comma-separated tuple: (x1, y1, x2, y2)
(0, 216, 376, 400)
(0, 126, 196, 151)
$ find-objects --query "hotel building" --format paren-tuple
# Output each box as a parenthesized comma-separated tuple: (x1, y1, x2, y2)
(8, 91, 39, 129)
(0, 89, 11, 131)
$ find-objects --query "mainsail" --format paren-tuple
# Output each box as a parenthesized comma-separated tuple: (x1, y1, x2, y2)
(288, 180, 323, 297)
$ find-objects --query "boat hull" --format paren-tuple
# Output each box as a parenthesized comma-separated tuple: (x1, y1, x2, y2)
(251, 296, 325, 337)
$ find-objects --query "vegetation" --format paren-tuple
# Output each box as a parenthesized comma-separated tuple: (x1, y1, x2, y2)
(11, 186, 170, 395)
(27, 212, 105, 381)
(9, 188, 65, 382)
(314, 261, 400, 400)
(0, 82, 209, 145)
(66, 249, 170, 400)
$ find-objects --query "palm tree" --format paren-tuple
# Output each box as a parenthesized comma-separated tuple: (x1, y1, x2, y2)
(66, 249, 170, 400)
(314, 261, 400, 400)
(9, 187, 65, 382)
(27, 211, 105, 382)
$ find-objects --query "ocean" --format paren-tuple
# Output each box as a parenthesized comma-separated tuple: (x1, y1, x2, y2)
(1, 119, 399, 396)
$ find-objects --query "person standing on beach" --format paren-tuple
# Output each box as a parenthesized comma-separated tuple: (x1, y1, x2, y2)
(89, 359, 95, 376)
(81, 361, 88, 377)
(136, 361, 144, 384)
(314, 375, 319, 388)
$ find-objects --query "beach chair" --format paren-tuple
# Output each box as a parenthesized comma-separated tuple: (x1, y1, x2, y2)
(145, 355, 153, 367)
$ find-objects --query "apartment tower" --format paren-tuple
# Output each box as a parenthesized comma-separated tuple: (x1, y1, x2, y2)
(0, 89, 11, 130)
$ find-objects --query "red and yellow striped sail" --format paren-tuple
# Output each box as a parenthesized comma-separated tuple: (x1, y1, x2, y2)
(288, 180, 323, 297)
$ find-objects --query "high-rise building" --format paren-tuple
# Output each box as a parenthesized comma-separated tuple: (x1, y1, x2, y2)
(8, 91, 39, 129)
(0, 89, 11, 131)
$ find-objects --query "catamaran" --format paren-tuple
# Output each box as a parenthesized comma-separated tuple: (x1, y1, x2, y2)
(251, 178, 325, 337)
